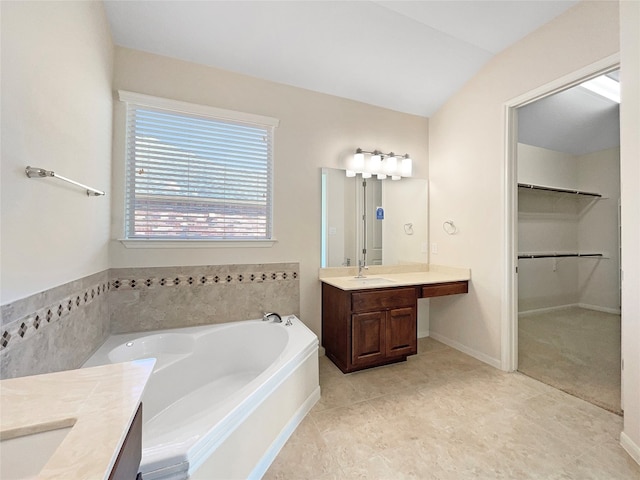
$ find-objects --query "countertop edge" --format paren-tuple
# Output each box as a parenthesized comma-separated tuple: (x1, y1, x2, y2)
(319, 268, 471, 291)
(0, 359, 155, 479)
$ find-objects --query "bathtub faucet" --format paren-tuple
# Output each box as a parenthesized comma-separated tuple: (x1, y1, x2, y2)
(263, 312, 282, 323)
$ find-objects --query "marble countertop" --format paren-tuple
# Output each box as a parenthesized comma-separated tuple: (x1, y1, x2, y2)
(319, 264, 470, 291)
(0, 359, 155, 479)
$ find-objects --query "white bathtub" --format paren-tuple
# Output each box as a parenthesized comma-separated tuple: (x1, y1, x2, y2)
(83, 316, 320, 480)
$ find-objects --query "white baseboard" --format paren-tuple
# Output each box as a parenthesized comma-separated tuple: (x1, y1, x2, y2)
(519, 303, 621, 316)
(578, 303, 621, 315)
(418, 329, 430, 339)
(428, 332, 501, 369)
(518, 303, 579, 316)
(620, 432, 640, 466)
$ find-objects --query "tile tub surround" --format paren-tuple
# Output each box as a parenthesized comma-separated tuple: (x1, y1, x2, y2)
(109, 263, 300, 333)
(1, 271, 110, 379)
(1, 262, 300, 379)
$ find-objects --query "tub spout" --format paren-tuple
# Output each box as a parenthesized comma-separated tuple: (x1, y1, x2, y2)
(263, 312, 282, 323)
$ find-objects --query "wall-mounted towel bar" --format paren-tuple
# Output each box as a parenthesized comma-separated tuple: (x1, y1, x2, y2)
(25, 166, 105, 196)
(518, 253, 603, 259)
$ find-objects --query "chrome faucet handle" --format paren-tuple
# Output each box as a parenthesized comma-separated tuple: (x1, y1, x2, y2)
(263, 312, 282, 323)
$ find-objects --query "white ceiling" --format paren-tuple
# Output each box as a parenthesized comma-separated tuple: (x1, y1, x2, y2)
(103, 0, 579, 117)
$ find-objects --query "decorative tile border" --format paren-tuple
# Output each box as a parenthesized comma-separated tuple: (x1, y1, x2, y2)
(0, 281, 110, 352)
(1, 264, 300, 354)
(110, 269, 298, 291)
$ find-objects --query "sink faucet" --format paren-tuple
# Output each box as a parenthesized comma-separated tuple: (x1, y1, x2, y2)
(263, 312, 282, 323)
(356, 259, 368, 278)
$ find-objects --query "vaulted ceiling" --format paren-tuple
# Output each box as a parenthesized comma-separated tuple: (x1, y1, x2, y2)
(104, 1, 618, 154)
(103, 0, 578, 117)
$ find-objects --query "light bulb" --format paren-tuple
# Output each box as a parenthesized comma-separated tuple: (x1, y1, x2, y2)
(368, 153, 382, 175)
(346, 170, 356, 177)
(384, 155, 397, 175)
(352, 150, 365, 171)
(401, 156, 412, 177)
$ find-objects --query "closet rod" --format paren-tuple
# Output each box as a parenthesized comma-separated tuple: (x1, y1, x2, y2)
(518, 253, 603, 259)
(25, 166, 105, 197)
(517, 183, 601, 198)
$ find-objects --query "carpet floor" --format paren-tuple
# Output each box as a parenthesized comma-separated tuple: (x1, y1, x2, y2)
(518, 306, 621, 415)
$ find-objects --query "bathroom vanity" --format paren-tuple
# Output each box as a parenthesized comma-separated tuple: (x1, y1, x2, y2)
(0, 359, 154, 479)
(320, 265, 469, 373)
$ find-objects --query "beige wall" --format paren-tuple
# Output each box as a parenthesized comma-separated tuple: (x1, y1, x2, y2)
(577, 147, 620, 312)
(518, 144, 578, 188)
(620, 0, 640, 463)
(428, 1, 619, 364)
(0, 1, 114, 304)
(381, 179, 428, 266)
(110, 47, 429, 338)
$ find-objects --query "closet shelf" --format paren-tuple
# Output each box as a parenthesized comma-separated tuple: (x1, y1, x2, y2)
(518, 183, 601, 198)
(518, 253, 604, 259)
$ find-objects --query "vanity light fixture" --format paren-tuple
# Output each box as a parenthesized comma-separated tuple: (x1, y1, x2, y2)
(347, 148, 412, 180)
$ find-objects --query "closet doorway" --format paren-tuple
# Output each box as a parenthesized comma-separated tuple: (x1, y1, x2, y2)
(515, 70, 621, 414)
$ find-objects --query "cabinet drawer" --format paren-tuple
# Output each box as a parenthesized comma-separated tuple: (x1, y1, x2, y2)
(352, 288, 416, 312)
(421, 281, 468, 298)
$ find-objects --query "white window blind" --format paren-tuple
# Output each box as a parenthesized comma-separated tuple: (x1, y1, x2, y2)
(121, 93, 277, 240)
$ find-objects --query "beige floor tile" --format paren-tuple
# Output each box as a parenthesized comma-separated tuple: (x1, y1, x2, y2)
(417, 336, 450, 355)
(378, 444, 444, 479)
(341, 454, 431, 480)
(262, 417, 342, 480)
(314, 374, 368, 412)
(343, 364, 414, 401)
(318, 354, 343, 379)
(516, 388, 623, 447)
(386, 358, 433, 386)
(264, 348, 639, 480)
(311, 400, 386, 436)
(551, 439, 640, 479)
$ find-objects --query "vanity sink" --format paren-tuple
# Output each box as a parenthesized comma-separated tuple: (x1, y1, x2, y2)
(0, 424, 73, 479)
(348, 277, 395, 286)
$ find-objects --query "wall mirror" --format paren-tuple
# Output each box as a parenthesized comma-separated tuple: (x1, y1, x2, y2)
(321, 168, 428, 268)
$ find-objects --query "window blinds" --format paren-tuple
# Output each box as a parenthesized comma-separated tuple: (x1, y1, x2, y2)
(124, 102, 274, 240)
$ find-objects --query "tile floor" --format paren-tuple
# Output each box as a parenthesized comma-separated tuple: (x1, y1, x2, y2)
(264, 338, 640, 480)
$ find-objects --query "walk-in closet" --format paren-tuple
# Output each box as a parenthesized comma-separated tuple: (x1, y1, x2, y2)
(516, 71, 621, 414)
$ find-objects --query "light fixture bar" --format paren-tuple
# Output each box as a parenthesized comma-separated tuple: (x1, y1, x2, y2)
(346, 148, 412, 180)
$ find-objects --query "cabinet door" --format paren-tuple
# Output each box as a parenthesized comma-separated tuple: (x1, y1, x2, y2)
(386, 307, 417, 357)
(109, 403, 142, 480)
(352, 311, 386, 367)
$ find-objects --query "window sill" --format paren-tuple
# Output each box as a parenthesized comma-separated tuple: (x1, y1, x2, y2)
(118, 239, 277, 249)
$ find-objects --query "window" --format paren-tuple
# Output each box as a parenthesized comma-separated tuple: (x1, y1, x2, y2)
(120, 91, 279, 241)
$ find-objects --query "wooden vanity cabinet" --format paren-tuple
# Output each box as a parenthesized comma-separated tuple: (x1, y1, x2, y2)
(109, 403, 143, 480)
(322, 284, 417, 373)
